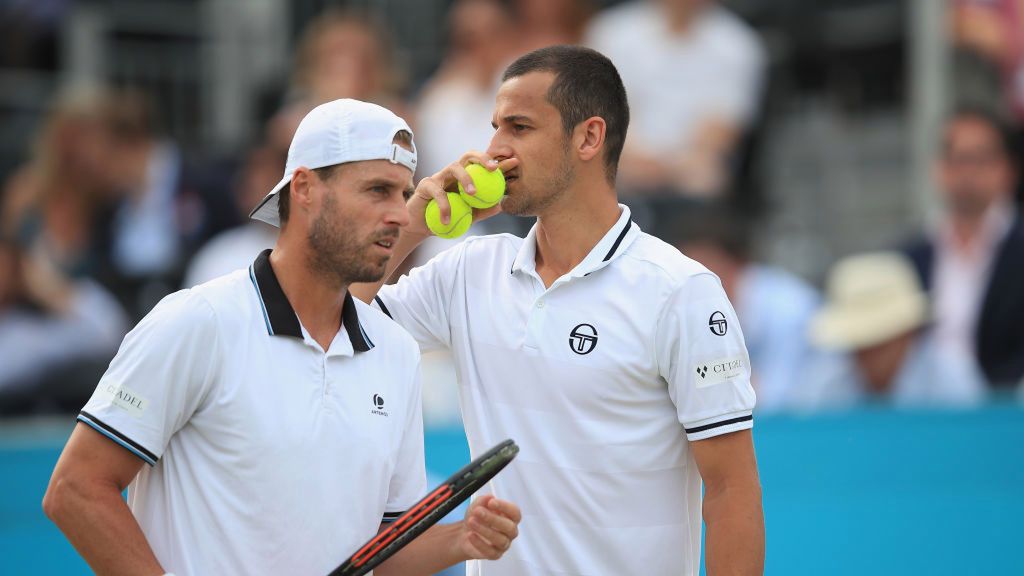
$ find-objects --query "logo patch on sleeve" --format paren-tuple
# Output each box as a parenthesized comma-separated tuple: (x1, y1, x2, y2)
(102, 384, 150, 418)
(694, 356, 745, 388)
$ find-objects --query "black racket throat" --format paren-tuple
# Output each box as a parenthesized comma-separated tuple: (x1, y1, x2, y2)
(328, 439, 519, 576)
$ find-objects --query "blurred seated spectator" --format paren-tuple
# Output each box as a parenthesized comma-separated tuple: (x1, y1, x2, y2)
(98, 88, 236, 317)
(903, 106, 1024, 388)
(951, 0, 1024, 126)
(1, 84, 121, 279)
(799, 253, 985, 410)
(415, 0, 516, 177)
(662, 203, 820, 411)
(183, 144, 281, 287)
(408, 0, 522, 267)
(585, 0, 766, 198)
(0, 235, 128, 415)
(289, 8, 408, 117)
(511, 0, 594, 53)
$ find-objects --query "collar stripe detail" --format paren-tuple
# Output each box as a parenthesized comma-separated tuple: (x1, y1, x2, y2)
(249, 266, 274, 335)
(342, 291, 373, 352)
(78, 411, 159, 466)
(374, 296, 393, 319)
(251, 249, 374, 353)
(602, 221, 633, 262)
(252, 250, 302, 337)
(683, 414, 753, 435)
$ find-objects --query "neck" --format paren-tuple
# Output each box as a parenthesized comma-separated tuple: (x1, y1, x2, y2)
(533, 180, 620, 286)
(269, 239, 347, 349)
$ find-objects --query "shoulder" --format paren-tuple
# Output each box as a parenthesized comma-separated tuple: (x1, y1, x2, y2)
(355, 297, 420, 358)
(461, 233, 522, 255)
(700, 6, 764, 60)
(621, 232, 719, 289)
(426, 233, 522, 269)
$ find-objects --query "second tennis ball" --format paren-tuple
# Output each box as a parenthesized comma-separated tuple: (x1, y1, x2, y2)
(425, 193, 473, 239)
(458, 164, 505, 209)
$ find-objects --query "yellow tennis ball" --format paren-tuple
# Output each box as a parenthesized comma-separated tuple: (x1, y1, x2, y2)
(458, 164, 505, 209)
(425, 193, 473, 239)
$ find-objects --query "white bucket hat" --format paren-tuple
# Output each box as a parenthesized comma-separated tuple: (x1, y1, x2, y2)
(249, 98, 417, 227)
(810, 252, 929, 350)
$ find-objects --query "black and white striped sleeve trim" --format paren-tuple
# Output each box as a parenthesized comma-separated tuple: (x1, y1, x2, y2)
(77, 411, 159, 466)
(684, 412, 753, 442)
(381, 510, 406, 524)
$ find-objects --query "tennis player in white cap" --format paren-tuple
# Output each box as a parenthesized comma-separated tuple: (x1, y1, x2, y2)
(44, 99, 520, 576)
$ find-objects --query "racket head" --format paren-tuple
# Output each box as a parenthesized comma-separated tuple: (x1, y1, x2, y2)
(328, 439, 519, 576)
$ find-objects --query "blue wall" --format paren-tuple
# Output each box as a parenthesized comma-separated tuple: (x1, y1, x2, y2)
(3, 405, 1022, 574)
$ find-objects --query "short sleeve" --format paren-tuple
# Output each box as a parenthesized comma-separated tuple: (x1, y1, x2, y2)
(657, 273, 756, 442)
(382, 365, 427, 522)
(374, 242, 467, 352)
(77, 290, 221, 466)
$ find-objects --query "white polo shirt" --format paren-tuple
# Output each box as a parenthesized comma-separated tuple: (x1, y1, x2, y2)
(376, 205, 756, 576)
(78, 249, 426, 576)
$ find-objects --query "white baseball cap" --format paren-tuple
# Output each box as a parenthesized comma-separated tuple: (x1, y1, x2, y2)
(249, 98, 417, 227)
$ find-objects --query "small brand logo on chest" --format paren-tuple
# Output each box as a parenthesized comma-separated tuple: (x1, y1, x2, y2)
(370, 393, 389, 417)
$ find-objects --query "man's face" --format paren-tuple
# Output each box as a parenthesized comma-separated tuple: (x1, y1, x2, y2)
(305, 159, 413, 285)
(487, 72, 575, 217)
(938, 116, 1016, 218)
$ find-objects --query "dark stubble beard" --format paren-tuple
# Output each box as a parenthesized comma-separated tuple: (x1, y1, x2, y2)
(502, 142, 575, 217)
(306, 193, 392, 286)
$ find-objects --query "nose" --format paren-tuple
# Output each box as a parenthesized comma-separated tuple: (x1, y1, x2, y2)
(386, 194, 411, 229)
(486, 131, 513, 162)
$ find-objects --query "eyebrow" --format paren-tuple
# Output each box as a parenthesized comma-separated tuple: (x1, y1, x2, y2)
(491, 114, 533, 129)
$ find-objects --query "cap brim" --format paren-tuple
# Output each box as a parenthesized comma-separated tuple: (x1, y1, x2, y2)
(249, 175, 292, 228)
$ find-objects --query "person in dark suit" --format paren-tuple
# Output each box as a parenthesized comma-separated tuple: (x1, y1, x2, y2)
(904, 105, 1024, 389)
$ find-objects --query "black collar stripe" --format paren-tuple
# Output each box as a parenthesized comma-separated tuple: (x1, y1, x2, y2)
(602, 221, 633, 262)
(374, 296, 393, 319)
(342, 290, 373, 352)
(249, 266, 275, 335)
(252, 250, 302, 337)
(251, 249, 373, 353)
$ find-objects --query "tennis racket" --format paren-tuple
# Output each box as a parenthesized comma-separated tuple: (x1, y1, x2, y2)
(328, 438, 519, 576)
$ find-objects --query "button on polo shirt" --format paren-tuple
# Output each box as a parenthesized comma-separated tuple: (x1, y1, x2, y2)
(376, 205, 756, 576)
(78, 249, 425, 576)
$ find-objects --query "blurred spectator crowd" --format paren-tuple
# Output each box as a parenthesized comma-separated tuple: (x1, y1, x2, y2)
(1, 0, 1023, 417)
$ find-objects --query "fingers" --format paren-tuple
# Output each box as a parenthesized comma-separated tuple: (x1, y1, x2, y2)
(487, 497, 522, 524)
(414, 176, 451, 225)
(415, 151, 518, 229)
(462, 495, 520, 560)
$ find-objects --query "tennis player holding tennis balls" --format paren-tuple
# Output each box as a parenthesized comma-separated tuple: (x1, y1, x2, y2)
(43, 99, 520, 576)
(355, 46, 764, 576)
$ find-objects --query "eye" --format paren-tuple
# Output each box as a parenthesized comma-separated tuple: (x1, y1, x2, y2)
(369, 185, 389, 195)
(403, 189, 414, 201)
(513, 124, 529, 133)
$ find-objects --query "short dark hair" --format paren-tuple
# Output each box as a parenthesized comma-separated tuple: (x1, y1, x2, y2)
(946, 104, 1019, 164)
(502, 45, 629, 183)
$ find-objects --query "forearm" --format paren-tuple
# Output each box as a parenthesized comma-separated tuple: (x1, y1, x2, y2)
(44, 478, 163, 576)
(373, 522, 468, 576)
(703, 482, 765, 575)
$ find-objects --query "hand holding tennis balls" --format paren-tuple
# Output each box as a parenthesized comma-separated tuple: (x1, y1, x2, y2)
(426, 193, 473, 239)
(458, 164, 505, 209)
(424, 163, 505, 238)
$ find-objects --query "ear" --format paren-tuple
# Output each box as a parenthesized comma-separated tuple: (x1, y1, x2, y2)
(574, 116, 606, 164)
(289, 167, 317, 216)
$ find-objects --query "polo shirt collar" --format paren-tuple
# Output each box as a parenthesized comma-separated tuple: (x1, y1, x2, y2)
(511, 204, 639, 278)
(249, 249, 374, 352)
